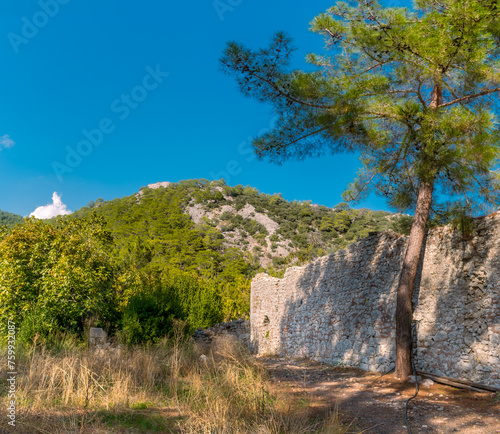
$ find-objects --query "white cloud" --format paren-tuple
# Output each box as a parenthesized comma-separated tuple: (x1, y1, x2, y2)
(0, 134, 15, 150)
(30, 192, 73, 219)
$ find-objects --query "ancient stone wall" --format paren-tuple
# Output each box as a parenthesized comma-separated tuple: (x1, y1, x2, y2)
(251, 212, 500, 387)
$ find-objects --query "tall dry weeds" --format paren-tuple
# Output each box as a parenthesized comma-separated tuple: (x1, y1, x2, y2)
(0, 331, 349, 433)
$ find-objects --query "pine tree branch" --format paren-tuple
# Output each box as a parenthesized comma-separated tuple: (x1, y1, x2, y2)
(361, 89, 416, 97)
(452, 161, 499, 206)
(266, 126, 330, 150)
(443, 18, 466, 73)
(358, 37, 424, 71)
(358, 62, 387, 75)
(250, 71, 333, 110)
(321, 27, 342, 45)
(439, 86, 500, 108)
(366, 9, 434, 66)
(347, 170, 378, 203)
(364, 111, 399, 120)
(416, 76, 427, 108)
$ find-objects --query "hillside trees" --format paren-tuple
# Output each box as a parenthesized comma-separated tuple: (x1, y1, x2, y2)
(118, 267, 224, 343)
(221, 0, 500, 378)
(0, 210, 23, 228)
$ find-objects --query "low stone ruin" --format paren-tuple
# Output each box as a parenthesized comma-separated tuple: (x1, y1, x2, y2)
(192, 319, 250, 348)
(89, 327, 108, 347)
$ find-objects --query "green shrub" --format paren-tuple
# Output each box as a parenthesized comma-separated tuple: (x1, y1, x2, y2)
(220, 211, 233, 221)
(120, 269, 225, 343)
(121, 287, 179, 344)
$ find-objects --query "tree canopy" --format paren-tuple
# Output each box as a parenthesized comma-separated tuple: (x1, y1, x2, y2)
(221, 0, 500, 216)
(0, 214, 117, 340)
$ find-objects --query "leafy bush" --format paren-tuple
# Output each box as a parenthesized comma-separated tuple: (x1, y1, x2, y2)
(121, 289, 178, 344)
(0, 214, 117, 343)
(220, 211, 233, 220)
(119, 267, 225, 344)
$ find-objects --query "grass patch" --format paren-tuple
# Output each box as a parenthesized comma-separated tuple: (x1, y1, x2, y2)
(0, 326, 351, 433)
(98, 409, 175, 432)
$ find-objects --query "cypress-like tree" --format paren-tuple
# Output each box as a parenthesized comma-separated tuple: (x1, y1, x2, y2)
(221, 0, 500, 378)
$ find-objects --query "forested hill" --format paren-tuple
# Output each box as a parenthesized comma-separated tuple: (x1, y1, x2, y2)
(0, 209, 24, 228)
(72, 179, 407, 275)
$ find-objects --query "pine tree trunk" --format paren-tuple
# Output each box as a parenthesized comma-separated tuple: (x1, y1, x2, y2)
(394, 179, 434, 379)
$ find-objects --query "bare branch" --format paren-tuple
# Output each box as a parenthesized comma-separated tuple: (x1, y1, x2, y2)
(439, 87, 500, 108)
(267, 126, 330, 149)
(415, 76, 427, 109)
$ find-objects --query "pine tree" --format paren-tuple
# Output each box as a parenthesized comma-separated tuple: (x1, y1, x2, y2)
(221, 0, 500, 378)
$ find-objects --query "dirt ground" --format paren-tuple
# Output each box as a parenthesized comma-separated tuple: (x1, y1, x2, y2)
(260, 357, 500, 434)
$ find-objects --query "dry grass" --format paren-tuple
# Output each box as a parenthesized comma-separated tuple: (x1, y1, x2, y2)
(0, 327, 349, 433)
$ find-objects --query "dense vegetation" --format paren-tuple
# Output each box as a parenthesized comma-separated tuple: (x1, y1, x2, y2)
(0, 334, 346, 432)
(0, 215, 116, 341)
(0, 214, 244, 345)
(0, 179, 408, 345)
(0, 209, 23, 228)
(219, 182, 401, 261)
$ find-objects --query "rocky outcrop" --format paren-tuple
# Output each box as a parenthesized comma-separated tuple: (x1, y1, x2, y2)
(251, 213, 500, 387)
(185, 202, 289, 268)
(146, 182, 171, 190)
(238, 204, 280, 235)
(135, 181, 172, 200)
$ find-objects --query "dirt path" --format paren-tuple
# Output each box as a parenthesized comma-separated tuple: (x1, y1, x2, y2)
(260, 357, 500, 434)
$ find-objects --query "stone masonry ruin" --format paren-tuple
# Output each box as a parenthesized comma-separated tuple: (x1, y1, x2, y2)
(250, 212, 500, 387)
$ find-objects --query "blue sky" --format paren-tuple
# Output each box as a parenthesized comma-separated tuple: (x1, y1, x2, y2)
(1, 0, 411, 217)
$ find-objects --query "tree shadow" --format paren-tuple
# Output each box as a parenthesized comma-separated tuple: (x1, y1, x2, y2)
(274, 230, 408, 373)
(252, 213, 499, 387)
(413, 212, 500, 387)
(263, 358, 500, 434)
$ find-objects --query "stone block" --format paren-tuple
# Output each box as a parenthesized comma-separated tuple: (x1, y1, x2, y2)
(89, 327, 107, 347)
(90, 328, 107, 339)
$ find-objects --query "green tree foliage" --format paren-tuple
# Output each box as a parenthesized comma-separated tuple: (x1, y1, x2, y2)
(392, 215, 414, 235)
(220, 1, 500, 378)
(119, 268, 224, 344)
(332, 210, 351, 233)
(72, 179, 398, 277)
(0, 211, 246, 345)
(73, 180, 237, 277)
(334, 202, 350, 211)
(220, 182, 397, 262)
(0, 213, 117, 341)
